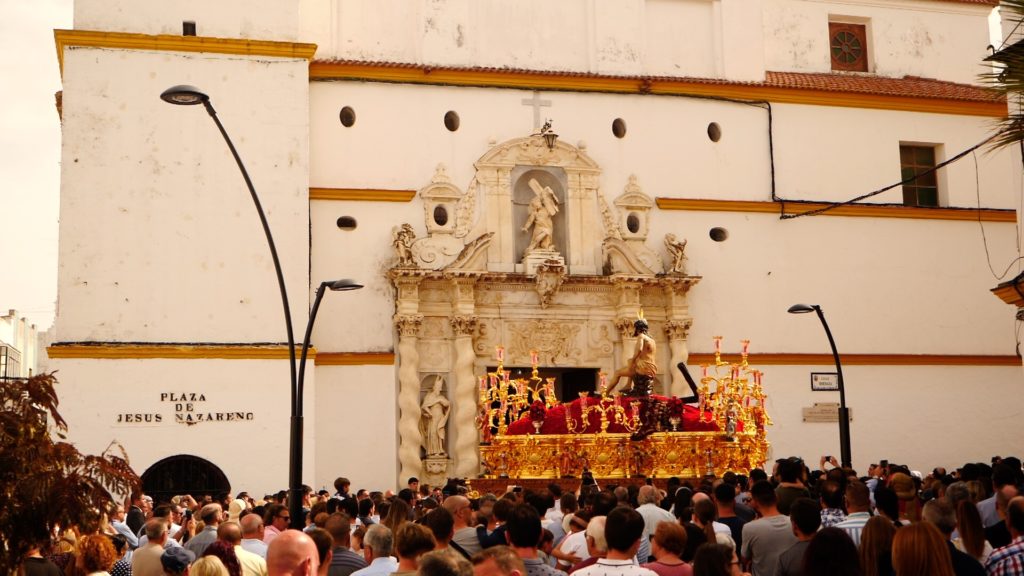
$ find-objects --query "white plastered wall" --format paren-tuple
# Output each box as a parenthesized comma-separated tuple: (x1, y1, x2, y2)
(53, 358, 298, 497)
(299, 0, 765, 80)
(56, 48, 311, 343)
(312, 364, 399, 492)
(763, 0, 995, 84)
(74, 0, 301, 41)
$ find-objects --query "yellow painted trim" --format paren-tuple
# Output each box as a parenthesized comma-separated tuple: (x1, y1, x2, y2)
(308, 61, 1006, 117)
(309, 188, 417, 202)
(687, 353, 1021, 366)
(47, 344, 316, 360)
(315, 352, 396, 365)
(656, 198, 1017, 222)
(55, 29, 317, 76)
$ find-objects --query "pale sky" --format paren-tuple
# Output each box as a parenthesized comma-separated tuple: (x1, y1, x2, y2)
(0, 0, 73, 329)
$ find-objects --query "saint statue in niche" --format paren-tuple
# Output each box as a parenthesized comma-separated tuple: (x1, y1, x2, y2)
(420, 375, 450, 457)
(522, 178, 560, 253)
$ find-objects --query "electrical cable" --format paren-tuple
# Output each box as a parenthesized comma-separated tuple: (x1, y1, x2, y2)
(973, 150, 1023, 281)
(779, 132, 1001, 219)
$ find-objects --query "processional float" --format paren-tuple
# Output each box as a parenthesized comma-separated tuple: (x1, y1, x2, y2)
(477, 337, 771, 479)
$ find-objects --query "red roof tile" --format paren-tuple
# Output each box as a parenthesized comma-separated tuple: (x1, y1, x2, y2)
(765, 71, 1001, 103)
(315, 58, 1002, 104)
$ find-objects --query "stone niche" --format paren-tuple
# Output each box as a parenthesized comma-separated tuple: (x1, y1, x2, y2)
(387, 133, 700, 484)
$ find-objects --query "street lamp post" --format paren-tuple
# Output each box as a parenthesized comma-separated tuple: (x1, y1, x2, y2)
(161, 85, 362, 529)
(787, 303, 852, 469)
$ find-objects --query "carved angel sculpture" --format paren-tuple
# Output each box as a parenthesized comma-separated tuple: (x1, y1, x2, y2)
(393, 224, 417, 267)
(665, 233, 688, 274)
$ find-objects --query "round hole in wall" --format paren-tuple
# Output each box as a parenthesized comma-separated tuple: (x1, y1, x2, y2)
(612, 118, 627, 138)
(626, 212, 641, 234)
(337, 216, 358, 230)
(339, 106, 356, 127)
(709, 227, 729, 242)
(444, 111, 460, 132)
(707, 122, 722, 142)
(433, 205, 449, 227)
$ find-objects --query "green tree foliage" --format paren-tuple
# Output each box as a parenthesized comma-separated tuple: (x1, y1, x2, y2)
(986, 1, 1024, 148)
(0, 373, 139, 574)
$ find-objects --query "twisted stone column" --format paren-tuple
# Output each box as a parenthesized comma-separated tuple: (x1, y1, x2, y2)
(613, 317, 636, 390)
(664, 319, 693, 397)
(450, 315, 479, 477)
(395, 314, 423, 483)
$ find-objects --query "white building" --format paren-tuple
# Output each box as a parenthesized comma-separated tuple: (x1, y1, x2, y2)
(0, 309, 41, 379)
(49, 0, 1022, 497)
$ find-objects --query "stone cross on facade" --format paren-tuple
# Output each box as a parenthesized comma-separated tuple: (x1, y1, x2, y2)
(521, 91, 551, 130)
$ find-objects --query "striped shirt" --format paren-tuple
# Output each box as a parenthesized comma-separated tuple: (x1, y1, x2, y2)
(986, 536, 1024, 576)
(328, 547, 368, 576)
(833, 512, 871, 548)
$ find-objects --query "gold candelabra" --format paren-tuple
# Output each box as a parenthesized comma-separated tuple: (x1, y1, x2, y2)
(478, 346, 558, 439)
(564, 372, 641, 434)
(698, 337, 772, 437)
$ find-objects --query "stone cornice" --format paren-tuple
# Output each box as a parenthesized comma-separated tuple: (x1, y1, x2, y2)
(54, 29, 317, 77)
(47, 342, 313, 360)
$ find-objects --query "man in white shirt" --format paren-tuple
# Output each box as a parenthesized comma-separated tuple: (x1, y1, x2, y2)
(350, 525, 398, 576)
(573, 508, 656, 576)
(552, 510, 591, 570)
(636, 486, 674, 542)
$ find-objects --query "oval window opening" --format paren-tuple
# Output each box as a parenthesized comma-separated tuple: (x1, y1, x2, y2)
(444, 111, 460, 132)
(339, 106, 356, 127)
(433, 205, 449, 227)
(626, 213, 641, 234)
(612, 118, 627, 139)
(709, 227, 729, 242)
(337, 216, 358, 231)
(707, 122, 722, 142)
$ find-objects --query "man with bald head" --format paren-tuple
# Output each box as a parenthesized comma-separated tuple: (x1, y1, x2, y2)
(986, 495, 1024, 576)
(444, 496, 481, 557)
(241, 514, 269, 559)
(267, 530, 321, 576)
(987, 485, 1021, 550)
(219, 521, 268, 576)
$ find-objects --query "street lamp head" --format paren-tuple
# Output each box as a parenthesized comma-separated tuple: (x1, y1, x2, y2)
(160, 85, 209, 106)
(325, 279, 363, 292)
(788, 304, 818, 314)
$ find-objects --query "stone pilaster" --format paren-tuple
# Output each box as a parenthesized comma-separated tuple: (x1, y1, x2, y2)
(395, 314, 423, 484)
(449, 314, 479, 477)
(664, 319, 693, 398)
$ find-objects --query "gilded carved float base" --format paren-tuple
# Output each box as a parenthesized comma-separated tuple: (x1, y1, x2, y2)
(479, 431, 769, 480)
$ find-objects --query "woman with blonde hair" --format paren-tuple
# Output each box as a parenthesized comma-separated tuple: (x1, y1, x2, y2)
(382, 498, 412, 535)
(891, 522, 954, 576)
(190, 556, 229, 576)
(76, 535, 117, 576)
(953, 500, 992, 564)
(859, 516, 896, 576)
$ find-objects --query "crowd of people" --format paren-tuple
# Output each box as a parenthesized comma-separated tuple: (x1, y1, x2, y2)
(19, 455, 1024, 576)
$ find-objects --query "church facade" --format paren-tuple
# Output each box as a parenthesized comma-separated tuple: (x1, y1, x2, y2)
(49, 0, 1022, 495)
